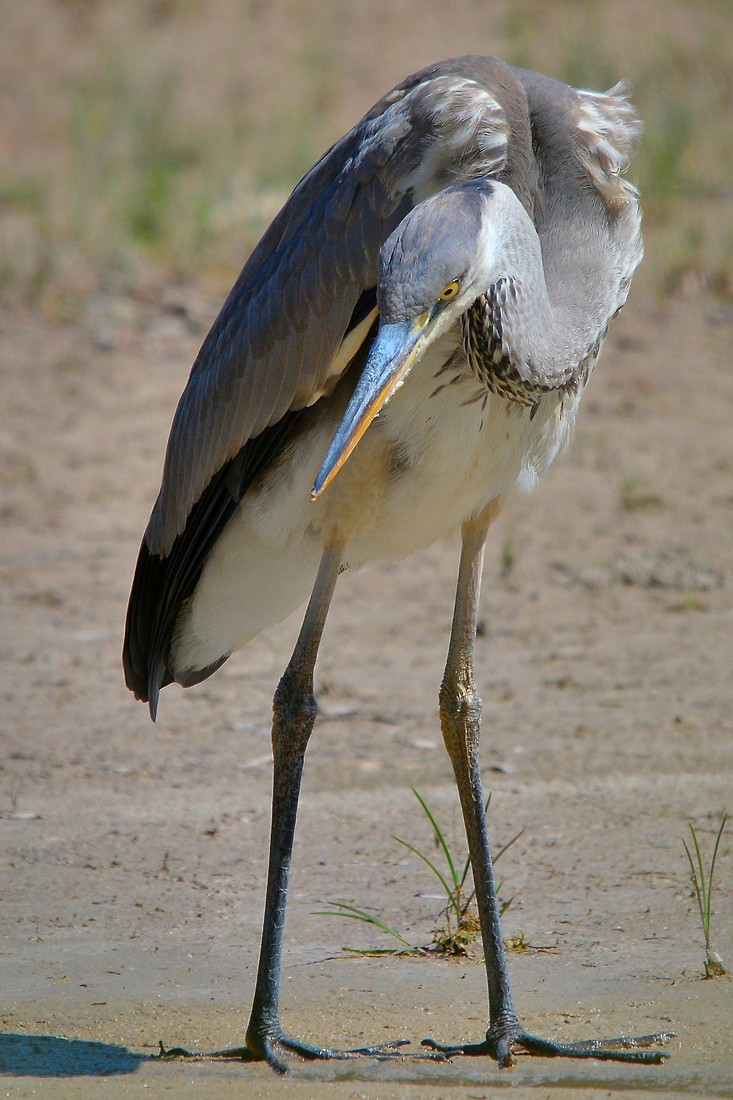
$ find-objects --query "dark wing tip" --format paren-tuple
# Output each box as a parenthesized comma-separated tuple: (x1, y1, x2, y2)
(123, 538, 171, 720)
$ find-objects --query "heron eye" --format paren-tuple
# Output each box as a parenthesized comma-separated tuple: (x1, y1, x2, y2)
(439, 280, 460, 301)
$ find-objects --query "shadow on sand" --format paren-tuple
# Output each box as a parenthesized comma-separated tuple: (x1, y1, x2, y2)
(0, 1032, 149, 1077)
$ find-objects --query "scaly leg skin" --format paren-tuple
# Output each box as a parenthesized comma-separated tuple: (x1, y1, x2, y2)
(158, 549, 415, 1073)
(423, 508, 673, 1069)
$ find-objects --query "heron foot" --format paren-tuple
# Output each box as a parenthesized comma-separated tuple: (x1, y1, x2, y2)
(158, 1035, 413, 1074)
(421, 1027, 675, 1067)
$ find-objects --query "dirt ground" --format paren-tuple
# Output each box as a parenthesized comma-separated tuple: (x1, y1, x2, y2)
(2, 5, 733, 1100)
(2, 253, 732, 1099)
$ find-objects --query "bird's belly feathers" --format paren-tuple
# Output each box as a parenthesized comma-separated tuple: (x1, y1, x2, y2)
(326, 332, 576, 562)
(345, 353, 570, 563)
(171, 338, 576, 677)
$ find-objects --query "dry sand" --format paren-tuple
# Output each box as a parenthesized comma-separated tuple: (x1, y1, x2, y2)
(2, 274, 732, 1099)
(1, 5, 733, 1092)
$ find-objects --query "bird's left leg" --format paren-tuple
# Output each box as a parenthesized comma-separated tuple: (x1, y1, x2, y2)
(422, 506, 672, 1068)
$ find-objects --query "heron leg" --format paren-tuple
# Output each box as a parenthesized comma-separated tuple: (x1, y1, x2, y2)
(162, 548, 411, 1072)
(240, 550, 340, 1069)
(422, 511, 672, 1068)
(246, 545, 393, 1071)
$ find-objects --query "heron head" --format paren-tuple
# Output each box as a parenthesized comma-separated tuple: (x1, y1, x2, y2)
(312, 180, 497, 498)
(378, 179, 494, 326)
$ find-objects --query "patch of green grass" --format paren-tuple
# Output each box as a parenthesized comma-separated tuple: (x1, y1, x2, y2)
(559, 23, 618, 93)
(505, 21, 733, 300)
(633, 40, 730, 218)
(637, 92, 697, 215)
(318, 789, 520, 958)
(0, 179, 45, 214)
(3, 4, 731, 313)
(505, 930, 557, 954)
(502, 3, 534, 71)
(682, 588, 704, 613)
(0, 171, 58, 303)
(250, 38, 336, 193)
(683, 815, 728, 979)
(618, 474, 662, 512)
(69, 58, 213, 268)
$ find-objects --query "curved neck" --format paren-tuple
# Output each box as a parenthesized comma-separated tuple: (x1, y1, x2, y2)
(461, 271, 592, 405)
(463, 183, 634, 400)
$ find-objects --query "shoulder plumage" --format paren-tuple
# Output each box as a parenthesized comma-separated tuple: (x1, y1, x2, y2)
(574, 83, 642, 210)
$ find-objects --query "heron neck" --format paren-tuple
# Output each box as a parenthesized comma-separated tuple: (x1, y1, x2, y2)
(465, 190, 622, 402)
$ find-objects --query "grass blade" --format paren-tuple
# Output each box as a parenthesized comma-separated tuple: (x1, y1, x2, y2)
(707, 814, 728, 927)
(683, 828, 708, 941)
(460, 828, 523, 900)
(316, 901, 414, 947)
(412, 789, 460, 890)
(341, 945, 423, 956)
(393, 836, 461, 918)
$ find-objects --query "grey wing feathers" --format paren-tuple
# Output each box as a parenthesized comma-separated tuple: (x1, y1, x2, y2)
(145, 56, 514, 557)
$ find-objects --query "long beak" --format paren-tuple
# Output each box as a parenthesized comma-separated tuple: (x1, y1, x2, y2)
(311, 317, 428, 499)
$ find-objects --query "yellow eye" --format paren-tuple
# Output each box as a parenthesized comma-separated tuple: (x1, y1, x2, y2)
(439, 280, 460, 301)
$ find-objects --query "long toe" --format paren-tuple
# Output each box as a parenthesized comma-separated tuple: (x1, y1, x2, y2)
(421, 1027, 673, 1067)
(515, 1029, 674, 1064)
(280, 1035, 411, 1062)
(158, 1033, 415, 1072)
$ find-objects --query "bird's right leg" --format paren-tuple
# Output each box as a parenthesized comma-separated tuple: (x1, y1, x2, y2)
(160, 547, 407, 1072)
(241, 546, 343, 1069)
(422, 508, 672, 1067)
(242, 549, 408, 1069)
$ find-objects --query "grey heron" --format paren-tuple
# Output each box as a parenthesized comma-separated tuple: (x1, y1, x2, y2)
(124, 56, 671, 1071)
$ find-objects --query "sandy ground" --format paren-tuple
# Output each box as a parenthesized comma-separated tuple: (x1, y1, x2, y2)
(1, 258, 732, 1099)
(2, 4, 733, 1076)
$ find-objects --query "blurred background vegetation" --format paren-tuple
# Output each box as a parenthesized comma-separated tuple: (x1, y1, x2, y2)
(1, 0, 731, 313)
